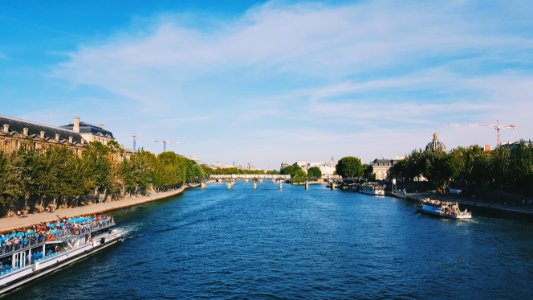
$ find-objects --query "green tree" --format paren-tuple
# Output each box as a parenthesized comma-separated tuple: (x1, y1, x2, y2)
(509, 141, 533, 195)
(82, 142, 111, 201)
(307, 166, 322, 179)
(0, 151, 23, 215)
(291, 168, 308, 184)
(335, 156, 364, 179)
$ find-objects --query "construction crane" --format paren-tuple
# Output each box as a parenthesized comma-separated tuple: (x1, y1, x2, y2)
(154, 140, 181, 152)
(450, 120, 517, 147)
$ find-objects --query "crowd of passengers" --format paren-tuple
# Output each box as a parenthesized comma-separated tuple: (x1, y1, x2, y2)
(0, 215, 114, 255)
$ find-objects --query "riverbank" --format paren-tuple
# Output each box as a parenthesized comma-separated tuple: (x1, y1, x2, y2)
(0, 185, 196, 232)
(397, 191, 533, 218)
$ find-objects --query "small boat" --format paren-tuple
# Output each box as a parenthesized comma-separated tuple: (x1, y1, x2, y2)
(0, 215, 123, 295)
(359, 183, 385, 196)
(417, 198, 472, 219)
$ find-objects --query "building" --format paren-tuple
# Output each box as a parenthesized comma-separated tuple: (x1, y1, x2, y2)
(0, 115, 117, 155)
(425, 131, 446, 152)
(371, 158, 403, 181)
(60, 117, 114, 145)
(0, 115, 85, 155)
(500, 140, 533, 150)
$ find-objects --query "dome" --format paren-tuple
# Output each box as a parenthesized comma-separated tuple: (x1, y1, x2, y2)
(425, 132, 446, 152)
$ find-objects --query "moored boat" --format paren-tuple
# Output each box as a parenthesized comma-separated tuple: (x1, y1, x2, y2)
(0, 215, 123, 295)
(359, 183, 385, 196)
(417, 198, 472, 219)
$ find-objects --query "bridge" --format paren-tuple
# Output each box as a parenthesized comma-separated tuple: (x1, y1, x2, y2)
(210, 174, 290, 181)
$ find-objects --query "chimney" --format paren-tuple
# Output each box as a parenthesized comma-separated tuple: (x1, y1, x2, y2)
(40, 131, 46, 139)
(3, 124, 9, 133)
(73, 116, 80, 133)
(98, 123, 105, 129)
(23, 127, 29, 136)
(68, 136, 73, 143)
(484, 144, 492, 153)
(55, 133, 60, 142)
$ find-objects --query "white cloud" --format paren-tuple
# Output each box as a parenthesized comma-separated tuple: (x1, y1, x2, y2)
(49, 0, 533, 168)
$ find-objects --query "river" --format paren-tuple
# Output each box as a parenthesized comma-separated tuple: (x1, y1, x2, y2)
(9, 182, 533, 299)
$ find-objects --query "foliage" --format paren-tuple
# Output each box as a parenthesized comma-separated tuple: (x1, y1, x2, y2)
(0, 141, 204, 216)
(389, 140, 533, 196)
(307, 166, 322, 179)
(291, 168, 308, 184)
(335, 156, 365, 179)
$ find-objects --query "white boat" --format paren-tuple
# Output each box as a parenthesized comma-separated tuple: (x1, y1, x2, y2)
(417, 198, 472, 219)
(0, 216, 123, 295)
(359, 183, 385, 196)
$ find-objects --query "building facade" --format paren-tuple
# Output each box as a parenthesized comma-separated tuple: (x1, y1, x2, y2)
(60, 117, 114, 145)
(0, 115, 116, 155)
(371, 158, 403, 181)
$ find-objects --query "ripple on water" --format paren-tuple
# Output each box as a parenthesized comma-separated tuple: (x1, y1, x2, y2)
(7, 183, 533, 299)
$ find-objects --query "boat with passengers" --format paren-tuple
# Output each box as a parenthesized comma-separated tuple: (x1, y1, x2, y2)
(359, 183, 385, 196)
(417, 198, 472, 219)
(0, 215, 123, 295)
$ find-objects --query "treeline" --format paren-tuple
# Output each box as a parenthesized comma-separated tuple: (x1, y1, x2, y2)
(279, 164, 322, 183)
(0, 141, 205, 216)
(389, 141, 533, 196)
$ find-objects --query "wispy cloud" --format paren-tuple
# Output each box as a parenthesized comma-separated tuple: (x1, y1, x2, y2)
(50, 0, 533, 167)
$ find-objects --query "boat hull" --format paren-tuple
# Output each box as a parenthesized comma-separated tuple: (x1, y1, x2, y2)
(418, 205, 471, 219)
(0, 230, 122, 295)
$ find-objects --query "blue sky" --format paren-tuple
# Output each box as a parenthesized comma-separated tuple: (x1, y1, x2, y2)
(1, 0, 532, 169)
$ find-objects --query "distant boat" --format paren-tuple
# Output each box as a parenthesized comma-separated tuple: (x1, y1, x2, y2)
(417, 198, 472, 219)
(359, 183, 385, 196)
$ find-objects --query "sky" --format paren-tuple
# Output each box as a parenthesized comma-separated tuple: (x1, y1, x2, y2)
(1, 0, 532, 169)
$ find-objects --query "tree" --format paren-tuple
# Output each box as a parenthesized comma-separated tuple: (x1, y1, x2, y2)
(280, 164, 300, 176)
(82, 142, 111, 201)
(0, 150, 23, 215)
(509, 141, 533, 195)
(335, 156, 364, 179)
(291, 168, 307, 184)
(307, 167, 322, 179)
(363, 164, 375, 181)
(422, 150, 453, 191)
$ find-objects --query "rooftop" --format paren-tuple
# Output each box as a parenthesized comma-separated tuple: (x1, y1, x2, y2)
(60, 122, 114, 138)
(0, 115, 84, 144)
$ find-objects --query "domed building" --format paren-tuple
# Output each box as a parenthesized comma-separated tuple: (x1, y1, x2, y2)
(425, 132, 446, 152)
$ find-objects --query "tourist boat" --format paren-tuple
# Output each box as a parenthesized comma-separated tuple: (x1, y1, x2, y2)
(0, 216, 123, 295)
(359, 183, 385, 196)
(417, 198, 472, 219)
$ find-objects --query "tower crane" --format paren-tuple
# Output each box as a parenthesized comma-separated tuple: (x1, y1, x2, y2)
(450, 120, 517, 147)
(154, 140, 181, 152)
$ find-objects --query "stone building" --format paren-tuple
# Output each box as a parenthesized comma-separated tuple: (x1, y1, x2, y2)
(425, 132, 446, 152)
(0, 115, 117, 155)
(371, 158, 402, 181)
(60, 117, 114, 145)
(0, 115, 85, 155)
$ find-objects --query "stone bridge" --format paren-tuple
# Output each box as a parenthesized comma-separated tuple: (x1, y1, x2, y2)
(209, 174, 290, 181)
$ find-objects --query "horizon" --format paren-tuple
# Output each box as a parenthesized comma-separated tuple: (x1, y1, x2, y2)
(1, 0, 532, 169)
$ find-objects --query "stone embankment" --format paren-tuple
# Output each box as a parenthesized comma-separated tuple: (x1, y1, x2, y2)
(0, 184, 197, 232)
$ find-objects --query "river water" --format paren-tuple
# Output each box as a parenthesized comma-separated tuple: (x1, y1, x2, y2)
(9, 182, 533, 299)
